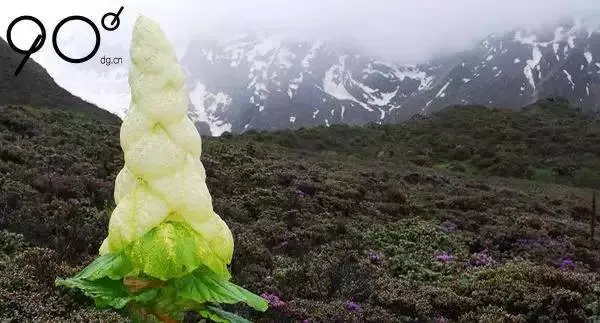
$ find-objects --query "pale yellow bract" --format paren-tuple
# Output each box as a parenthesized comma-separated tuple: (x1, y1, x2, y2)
(98, 16, 234, 268)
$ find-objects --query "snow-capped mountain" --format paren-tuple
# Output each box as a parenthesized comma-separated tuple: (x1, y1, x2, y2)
(180, 16, 600, 135)
(412, 16, 600, 116)
(182, 34, 437, 135)
(39, 16, 600, 136)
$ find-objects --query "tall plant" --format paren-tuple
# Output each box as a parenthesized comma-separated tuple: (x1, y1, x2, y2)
(56, 15, 267, 322)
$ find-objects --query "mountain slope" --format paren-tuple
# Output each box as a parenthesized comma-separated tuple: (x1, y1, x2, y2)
(182, 34, 437, 135)
(181, 17, 600, 135)
(0, 38, 119, 122)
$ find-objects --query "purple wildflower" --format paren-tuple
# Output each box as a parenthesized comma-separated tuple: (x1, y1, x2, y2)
(260, 293, 286, 308)
(470, 249, 493, 267)
(438, 317, 448, 323)
(345, 299, 361, 312)
(439, 220, 457, 233)
(369, 251, 382, 263)
(515, 238, 532, 246)
(436, 252, 454, 263)
(558, 257, 576, 271)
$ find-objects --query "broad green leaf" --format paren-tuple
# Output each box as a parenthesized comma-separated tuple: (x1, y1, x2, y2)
(124, 221, 230, 281)
(55, 277, 158, 309)
(72, 252, 133, 281)
(173, 266, 268, 312)
(199, 306, 253, 323)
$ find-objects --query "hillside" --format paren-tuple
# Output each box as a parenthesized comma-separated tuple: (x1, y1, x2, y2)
(1, 99, 600, 322)
(0, 38, 119, 123)
(251, 96, 600, 189)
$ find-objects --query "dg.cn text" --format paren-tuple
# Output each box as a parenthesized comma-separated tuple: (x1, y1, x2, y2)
(100, 56, 123, 66)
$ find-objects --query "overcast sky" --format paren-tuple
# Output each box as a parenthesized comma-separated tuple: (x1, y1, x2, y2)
(3, 0, 600, 63)
(2, 0, 600, 113)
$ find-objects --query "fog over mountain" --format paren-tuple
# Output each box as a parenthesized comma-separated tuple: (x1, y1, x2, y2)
(2, 0, 600, 134)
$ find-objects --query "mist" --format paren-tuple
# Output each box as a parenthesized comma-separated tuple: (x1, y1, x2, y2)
(2, 0, 599, 113)
(3, 0, 600, 63)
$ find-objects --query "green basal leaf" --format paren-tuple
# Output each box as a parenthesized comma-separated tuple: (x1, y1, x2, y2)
(72, 252, 133, 281)
(199, 306, 253, 323)
(174, 265, 268, 312)
(149, 283, 196, 317)
(55, 277, 158, 309)
(124, 221, 231, 281)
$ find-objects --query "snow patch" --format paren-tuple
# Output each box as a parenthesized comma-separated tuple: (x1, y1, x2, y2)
(568, 36, 575, 48)
(585, 51, 593, 64)
(514, 58, 521, 63)
(289, 116, 296, 123)
(288, 73, 303, 98)
(302, 42, 323, 69)
(523, 46, 542, 90)
(462, 78, 471, 83)
(435, 80, 451, 98)
(531, 47, 542, 65)
(323, 59, 373, 111)
(562, 69, 575, 89)
(189, 82, 232, 136)
(391, 66, 434, 91)
(276, 48, 295, 69)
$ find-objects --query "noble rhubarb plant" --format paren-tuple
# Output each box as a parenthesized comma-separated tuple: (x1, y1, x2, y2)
(55, 15, 268, 322)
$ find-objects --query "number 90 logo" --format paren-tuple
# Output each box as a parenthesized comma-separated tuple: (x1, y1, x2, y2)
(6, 6, 124, 76)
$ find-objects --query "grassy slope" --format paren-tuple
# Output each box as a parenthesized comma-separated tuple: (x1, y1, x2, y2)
(1, 100, 600, 322)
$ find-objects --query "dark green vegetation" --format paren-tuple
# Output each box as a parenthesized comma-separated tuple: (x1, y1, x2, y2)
(250, 97, 600, 189)
(1, 98, 600, 322)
